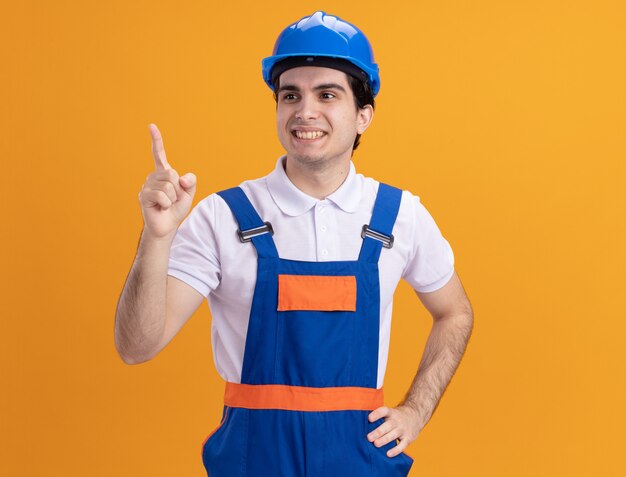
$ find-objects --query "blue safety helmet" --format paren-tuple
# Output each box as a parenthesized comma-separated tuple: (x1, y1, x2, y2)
(262, 11, 381, 97)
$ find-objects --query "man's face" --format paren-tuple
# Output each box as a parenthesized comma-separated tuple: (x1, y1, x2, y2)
(275, 66, 373, 168)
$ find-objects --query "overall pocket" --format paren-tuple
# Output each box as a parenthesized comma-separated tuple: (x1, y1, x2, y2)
(201, 406, 249, 476)
(201, 406, 230, 459)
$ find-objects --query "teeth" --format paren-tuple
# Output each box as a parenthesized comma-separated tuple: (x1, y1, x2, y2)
(294, 130, 325, 139)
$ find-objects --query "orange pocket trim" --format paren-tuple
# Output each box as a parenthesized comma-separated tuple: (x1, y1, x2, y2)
(277, 274, 357, 311)
(224, 382, 384, 411)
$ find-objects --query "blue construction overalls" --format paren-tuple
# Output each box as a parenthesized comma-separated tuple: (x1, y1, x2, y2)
(200, 183, 414, 477)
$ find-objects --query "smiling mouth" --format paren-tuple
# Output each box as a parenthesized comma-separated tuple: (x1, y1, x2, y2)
(292, 130, 327, 140)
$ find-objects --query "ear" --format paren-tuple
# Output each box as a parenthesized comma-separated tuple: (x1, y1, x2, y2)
(356, 105, 374, 135)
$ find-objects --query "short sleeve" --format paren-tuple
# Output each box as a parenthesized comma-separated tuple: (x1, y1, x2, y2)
(402, 195, 455, 293)
(167, 194, 221, 298)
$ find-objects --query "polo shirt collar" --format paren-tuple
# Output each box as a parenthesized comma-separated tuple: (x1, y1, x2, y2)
(267, 156, 362, 216)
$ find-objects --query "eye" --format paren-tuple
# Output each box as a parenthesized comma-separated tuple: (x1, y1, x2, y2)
(281, 93, 297, 101)
(321, 92, 336, 99)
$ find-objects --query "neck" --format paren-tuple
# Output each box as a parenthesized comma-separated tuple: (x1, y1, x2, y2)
(284, 155, 351, 200)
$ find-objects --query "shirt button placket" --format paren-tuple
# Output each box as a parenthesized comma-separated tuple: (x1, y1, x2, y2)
(316, 201, 332, 261)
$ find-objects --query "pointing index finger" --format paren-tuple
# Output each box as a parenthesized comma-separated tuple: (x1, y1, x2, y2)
(148, 123, 171, 171)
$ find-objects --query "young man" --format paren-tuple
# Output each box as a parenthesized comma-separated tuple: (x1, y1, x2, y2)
(115, 11, 473, 477)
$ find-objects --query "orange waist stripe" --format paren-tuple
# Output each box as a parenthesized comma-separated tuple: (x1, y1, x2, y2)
(224, 382, 384, 411)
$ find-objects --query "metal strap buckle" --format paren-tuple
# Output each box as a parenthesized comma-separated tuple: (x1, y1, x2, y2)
(361, 224, 394, 249)
(237, 222, 274, 243)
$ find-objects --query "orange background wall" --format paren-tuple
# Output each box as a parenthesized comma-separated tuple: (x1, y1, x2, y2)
(2, 1, 625, 475)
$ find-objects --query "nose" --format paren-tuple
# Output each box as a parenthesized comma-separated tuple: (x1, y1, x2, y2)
(295, 94, 319, 121)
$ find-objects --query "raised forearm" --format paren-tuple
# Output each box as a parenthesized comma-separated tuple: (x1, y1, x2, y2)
(114, 123, 197, 364)
(114, 230, 175, 364)
(399, 312, 474, 429)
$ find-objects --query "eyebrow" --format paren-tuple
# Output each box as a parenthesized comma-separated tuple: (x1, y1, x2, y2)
(277, 83, 347, 94)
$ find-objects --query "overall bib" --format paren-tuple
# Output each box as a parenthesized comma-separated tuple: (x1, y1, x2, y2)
(201, 183, 414, 477)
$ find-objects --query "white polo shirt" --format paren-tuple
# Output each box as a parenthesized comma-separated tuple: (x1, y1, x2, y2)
(167, 156, 455, 388)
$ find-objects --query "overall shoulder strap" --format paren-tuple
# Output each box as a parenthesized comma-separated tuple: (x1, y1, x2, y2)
(358, 183, 403, 263)
(216, 187, 278, 259)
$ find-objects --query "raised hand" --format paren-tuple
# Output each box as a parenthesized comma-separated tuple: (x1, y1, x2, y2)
(138, 123, 197, 239)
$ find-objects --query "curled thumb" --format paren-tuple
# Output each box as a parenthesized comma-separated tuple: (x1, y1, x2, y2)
(180, 172, 197, 192)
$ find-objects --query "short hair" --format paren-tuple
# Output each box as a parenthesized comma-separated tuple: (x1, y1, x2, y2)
(272, 69, 375, 151)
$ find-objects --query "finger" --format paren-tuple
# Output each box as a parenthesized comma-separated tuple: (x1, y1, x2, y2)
(367, 420, 394, 443)
(146, 170, 182, 200)
(147, 168, 178, 181)
(149, 123, 171, 171)
(368, 406, 390, 422)
(140, 189, 173, 209)
(373, 428, 400, 449)
(153, 181, 177, 204)
(386, 437, 408, 458)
